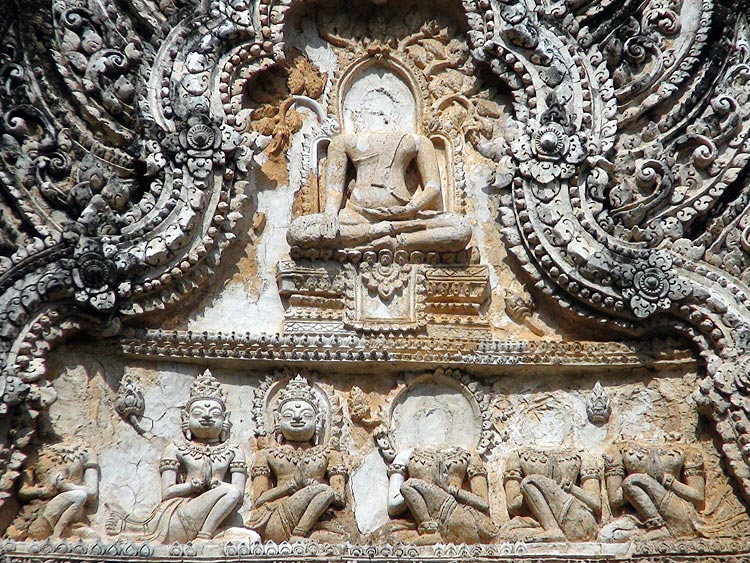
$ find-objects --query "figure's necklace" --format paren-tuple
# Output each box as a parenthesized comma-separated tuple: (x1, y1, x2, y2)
(177, 439, 234, 461)
(269, 443, 330, 464)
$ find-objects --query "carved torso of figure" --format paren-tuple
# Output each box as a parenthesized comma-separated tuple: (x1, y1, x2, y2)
(286, 125, 471, 252)
(407, 446, 472, 489)
(601, 443, 705, 540)
(502, 448, 601, 542)
(8, 444, 99, 540)
(387, 444, 496, 544)
(29, 447, 88, 494)
(516, 449, 587, 484)
(620, 445, 686, 481)
(170, 439, 240, 484)
(264, 443, 335, 486)
(341, 132, 424, 213)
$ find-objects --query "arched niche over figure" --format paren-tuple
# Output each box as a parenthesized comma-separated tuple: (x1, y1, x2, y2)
(286, 52, 471, 255)
(357, 371, 498, 545)
(389, 373, 481, 451)
(341, 63, 418, 136)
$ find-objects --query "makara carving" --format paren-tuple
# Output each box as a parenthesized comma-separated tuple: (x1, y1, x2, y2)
(2, 0, 750, 559)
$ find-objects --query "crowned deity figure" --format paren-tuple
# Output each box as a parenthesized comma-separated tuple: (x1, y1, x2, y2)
(386, 445, 497, 544)
(502, 449, 602, 542)
(601, 442, 705, 540)
(246, 375, 348, 542)
(286, 84, 472, 253)
(107, 370, 247, 542)
(7, 443, 99, 540)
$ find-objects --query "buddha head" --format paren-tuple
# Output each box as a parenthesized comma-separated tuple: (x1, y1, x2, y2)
(274, 375, 324, 445)
(342, 66, 416, 134)
(181, 369, 230, 442)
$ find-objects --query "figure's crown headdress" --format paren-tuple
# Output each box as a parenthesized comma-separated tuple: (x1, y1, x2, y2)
(187, 369, 226, 408)
(276, 375, 320, 412)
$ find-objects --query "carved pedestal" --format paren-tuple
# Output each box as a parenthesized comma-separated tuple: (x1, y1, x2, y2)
(278, 249, 489, 336)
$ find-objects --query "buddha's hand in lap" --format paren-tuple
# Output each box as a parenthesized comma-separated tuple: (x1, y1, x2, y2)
(360, 205, 418, 221)
(319, 214, 339, 240)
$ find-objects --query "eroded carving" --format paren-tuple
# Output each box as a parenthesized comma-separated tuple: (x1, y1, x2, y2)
(107, 370, 248, 542)
(378, 371, 497, 544)
(7, 443, 99, 540)
(601, 441, 705, 541)
(247, 375, 349, 542)
(287, 63, 471, 254)
(587, 382, 611, 425)
(502, 449, 602, 542)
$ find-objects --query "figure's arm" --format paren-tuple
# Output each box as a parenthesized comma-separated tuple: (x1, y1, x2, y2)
(79, 451, 99, 502)
(503, 452, 524, 516)
(323, 136, 349, 216)
(18, 467, 56, 500)
(603, 448, 625, 511)
(568, 455, 601, 515)
(327, 451, 348, 509)
(251, 451, 296, 507)
(160, 445, 199, 500)
(387, 450, 412, 517)
(452, 455, 490, 514)
(229, 447, 248, 492)
(665, 450, 704, 508)
(411, 135, 442, 211)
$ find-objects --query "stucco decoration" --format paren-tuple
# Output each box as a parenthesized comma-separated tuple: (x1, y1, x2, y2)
(2, 0, 750, 559)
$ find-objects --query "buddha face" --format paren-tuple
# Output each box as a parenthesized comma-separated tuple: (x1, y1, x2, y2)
(279, 399, 317, 443)
(187, 399, 225, 441)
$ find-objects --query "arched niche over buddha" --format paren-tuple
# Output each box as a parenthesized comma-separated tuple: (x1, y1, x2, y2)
(286, 55, 472, 255)
(261, 0, 513, 334)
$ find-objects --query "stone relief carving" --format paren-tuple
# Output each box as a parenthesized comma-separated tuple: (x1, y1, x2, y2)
(286, 62, 471, 254)
(3, 0, 750, 559)
(586, 382, 611, 425)
(386, 445, 497, 544)
(106, 370, 248, 542)
(601, 441, 706, 541)
(7, 443, 99, 540)
(501, 449, 602, 542)
(373, 370, 498, 544)
(248, 374, 349, 542)
(114, 374, 150, 436)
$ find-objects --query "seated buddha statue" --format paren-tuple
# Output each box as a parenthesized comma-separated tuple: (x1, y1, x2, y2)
(287, 92, 471, 253)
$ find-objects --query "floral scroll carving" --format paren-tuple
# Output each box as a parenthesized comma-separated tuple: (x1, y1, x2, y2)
(2, 0, 750, 557)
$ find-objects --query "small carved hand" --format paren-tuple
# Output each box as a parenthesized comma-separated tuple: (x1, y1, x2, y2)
(434, 458, 449, 491)
(362, 205, 417, 221)
(661, 474, 675, 490)
(293, 470, 307, 492)
(190, 478, 207, 493)
(55, 473, 72, 492)
(210, 478, 222, 489)
(560, 479, 573, 493)
(320, 214, 339, 240)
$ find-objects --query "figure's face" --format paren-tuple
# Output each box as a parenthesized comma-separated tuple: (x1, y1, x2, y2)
(279, 399, 317, 442)
(188, 399, 225, 440)
(354, 91, 398, 133)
